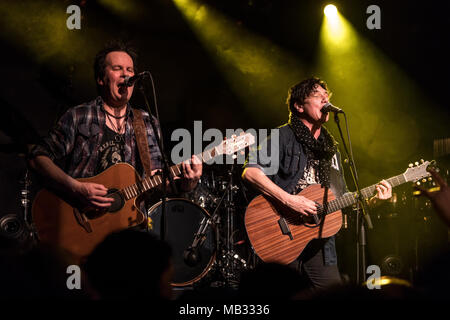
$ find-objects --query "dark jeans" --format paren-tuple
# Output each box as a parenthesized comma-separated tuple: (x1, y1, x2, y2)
(289, 239, 342, 292)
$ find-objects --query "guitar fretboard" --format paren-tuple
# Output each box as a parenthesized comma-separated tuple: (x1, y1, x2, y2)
(120, 146, 221, 201)
(326, 173, 407, 213)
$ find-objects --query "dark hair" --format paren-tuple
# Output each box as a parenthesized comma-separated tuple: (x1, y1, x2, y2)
(93, 39, 138, 94)
(286, 77, 328, 115)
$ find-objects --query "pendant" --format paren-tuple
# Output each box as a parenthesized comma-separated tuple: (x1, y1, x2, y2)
(114, 134, 124, 144)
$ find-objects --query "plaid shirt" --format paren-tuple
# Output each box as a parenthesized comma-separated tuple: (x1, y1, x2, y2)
(30, 96, 162, 179)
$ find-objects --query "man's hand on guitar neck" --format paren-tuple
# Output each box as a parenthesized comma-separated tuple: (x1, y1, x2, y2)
(151, 155, 202, 193)
(180, 155, 202, 192)
(367, 179, 392, 207)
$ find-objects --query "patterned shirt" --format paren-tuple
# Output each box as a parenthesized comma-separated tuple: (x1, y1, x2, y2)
(294, 158, 320, 194)
(95, 126, 126, 175)
(30, 96, 163, 179)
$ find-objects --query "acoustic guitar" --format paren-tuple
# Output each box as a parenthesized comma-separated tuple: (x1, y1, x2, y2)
(32, 133, 255, 261)
(244, 160, 434, 265)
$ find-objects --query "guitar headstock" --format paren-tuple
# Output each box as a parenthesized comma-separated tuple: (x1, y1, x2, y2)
(220, 132, 256, 156)
(403, 159, 436, 183)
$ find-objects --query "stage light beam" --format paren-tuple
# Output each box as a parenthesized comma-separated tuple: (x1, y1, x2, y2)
(172, 0, 307, 126)
(324, 4, 338, 20)
(322, 4, 350, 47)
(314, 6, 444, 186)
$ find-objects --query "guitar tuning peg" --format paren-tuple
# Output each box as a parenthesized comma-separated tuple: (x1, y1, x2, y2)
(420, 159, 424, 163)
(416, 181, 421, 186)
(409, 163, 413, 168)
(421, 179, 427, 183)
(414, 161, 419, 166)
(428, 177, 433, 181)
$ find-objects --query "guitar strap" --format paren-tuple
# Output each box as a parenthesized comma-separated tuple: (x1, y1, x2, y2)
(132, 108, 153, 177)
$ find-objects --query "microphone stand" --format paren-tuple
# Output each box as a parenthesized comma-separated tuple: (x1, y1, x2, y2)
(183, 216, 212, 267)
(137, 74, 178, 241)
(183, 170, 231, 284)
(203, 163, 244, 287)
(332, 111, 373, 284)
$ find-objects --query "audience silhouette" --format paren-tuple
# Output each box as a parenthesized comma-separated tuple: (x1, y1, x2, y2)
(0, 236, 90, 299)
(84, 229, 173, 300)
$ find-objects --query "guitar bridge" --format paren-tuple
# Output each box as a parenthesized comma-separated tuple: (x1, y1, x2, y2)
(278, 218, 293, 240)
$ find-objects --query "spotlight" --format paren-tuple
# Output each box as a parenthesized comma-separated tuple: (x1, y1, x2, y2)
(324, 4, 338, 18)
(322, 3, 343, 40)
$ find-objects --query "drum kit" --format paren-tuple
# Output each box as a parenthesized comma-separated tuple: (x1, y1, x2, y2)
(147, 164, 252, 288)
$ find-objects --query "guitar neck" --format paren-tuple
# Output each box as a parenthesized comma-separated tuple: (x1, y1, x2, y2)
(327, 173, 407, 213)
(120, 147, 221, 201)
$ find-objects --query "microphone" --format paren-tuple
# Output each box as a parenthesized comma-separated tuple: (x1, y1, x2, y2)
(122, 71, 150, 87)
(321, 102, 344, 114)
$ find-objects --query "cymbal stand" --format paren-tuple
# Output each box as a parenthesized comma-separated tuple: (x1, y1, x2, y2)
(210, 164, 247, 287)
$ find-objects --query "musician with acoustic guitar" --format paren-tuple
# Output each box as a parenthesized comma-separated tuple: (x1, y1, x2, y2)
(242, 77, 392, 292)
(28, 40, 202, 261)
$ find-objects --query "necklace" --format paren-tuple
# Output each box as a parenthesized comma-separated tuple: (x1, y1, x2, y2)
(106, 113, 126, 142)
(104, 108, 127, 119)
(103, 105, 129, 133)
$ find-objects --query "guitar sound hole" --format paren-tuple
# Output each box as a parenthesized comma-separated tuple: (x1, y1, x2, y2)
(303, 215, 320, 227)
(302, 203, 326, 227)
(107, 189, 125, 213)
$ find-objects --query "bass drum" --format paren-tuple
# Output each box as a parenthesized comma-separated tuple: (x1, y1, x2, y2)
(147, 198, 216, 287)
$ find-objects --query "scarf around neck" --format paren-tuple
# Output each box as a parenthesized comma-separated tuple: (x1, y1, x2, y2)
(288, 114, 338, 188)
